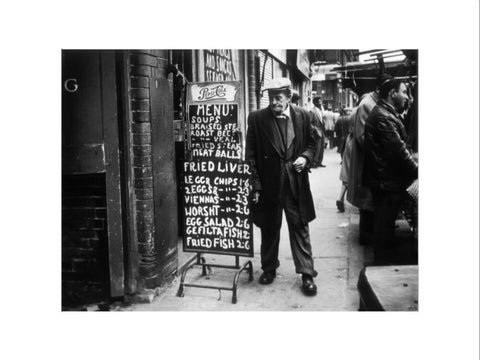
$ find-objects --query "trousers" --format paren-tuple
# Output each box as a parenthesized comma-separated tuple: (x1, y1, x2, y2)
(371, 189, 403, 263)
(260, 173, 317, 277)
(359, 209, 374, 245)
(312, 136, 325, 167)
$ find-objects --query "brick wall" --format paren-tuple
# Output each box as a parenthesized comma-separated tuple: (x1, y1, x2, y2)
(128, 50, 170, 280)
(62, 173, 109, 307)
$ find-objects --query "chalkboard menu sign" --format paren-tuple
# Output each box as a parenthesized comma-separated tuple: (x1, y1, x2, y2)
(183, 81, 253, 257)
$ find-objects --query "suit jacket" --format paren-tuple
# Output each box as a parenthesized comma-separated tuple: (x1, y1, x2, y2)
(309, 106, 325, 139)
(246, 105, 316, 227)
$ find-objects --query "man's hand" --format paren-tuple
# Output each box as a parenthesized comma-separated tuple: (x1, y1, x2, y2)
(293, 156, 307, 172)
(252, 191, 260, 204)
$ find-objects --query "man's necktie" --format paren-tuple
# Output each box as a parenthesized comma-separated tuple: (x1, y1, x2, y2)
(275, 115, 288, 146)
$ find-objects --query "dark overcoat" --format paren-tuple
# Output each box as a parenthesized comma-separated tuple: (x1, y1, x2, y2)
(245, 105, 316, 228)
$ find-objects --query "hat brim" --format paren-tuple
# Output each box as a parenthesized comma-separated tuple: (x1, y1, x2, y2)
(261, 86, 291, 94)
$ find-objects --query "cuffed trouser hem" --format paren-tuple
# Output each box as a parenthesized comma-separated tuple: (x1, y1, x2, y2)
(261, 260, 280, 273)
(295, 268, 318, 277)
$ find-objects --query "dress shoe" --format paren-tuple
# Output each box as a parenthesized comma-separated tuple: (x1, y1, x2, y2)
(318, 164, 326, 167)
(301, 274, 317, 296)
(259, 271, 276, 285)
(336, 200, 345, 213)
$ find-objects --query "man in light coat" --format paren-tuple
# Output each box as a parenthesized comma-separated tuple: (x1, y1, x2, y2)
(323, 106, 336, 149)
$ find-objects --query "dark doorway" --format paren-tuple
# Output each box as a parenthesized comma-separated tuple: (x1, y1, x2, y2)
(62, 50, 124, 307)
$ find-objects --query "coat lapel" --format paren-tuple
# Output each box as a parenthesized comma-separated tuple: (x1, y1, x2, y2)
(289, 106, 301, 151)
(259, 109, 284, 156)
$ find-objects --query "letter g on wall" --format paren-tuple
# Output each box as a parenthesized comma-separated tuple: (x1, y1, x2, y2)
(64, 78, 78, 93)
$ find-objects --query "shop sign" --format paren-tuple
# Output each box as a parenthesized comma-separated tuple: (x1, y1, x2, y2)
(191, 83, 237, 102)
(64, 78, 78, 92)
(204, 50, 237, 82)
(183, 81, 253, 257)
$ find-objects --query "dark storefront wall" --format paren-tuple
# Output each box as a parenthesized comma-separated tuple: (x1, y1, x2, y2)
(62, 50, 124, 306)
(126, 50, 178, 289)
(62, 50, 181, 306)
(148, 76, 178, 285)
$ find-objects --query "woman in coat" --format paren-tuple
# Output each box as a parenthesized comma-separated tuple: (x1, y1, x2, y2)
(336, 110, 355, 212)
(346, 90, 378, 243)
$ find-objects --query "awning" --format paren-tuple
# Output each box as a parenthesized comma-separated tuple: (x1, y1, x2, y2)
(332, 58, 417, 96)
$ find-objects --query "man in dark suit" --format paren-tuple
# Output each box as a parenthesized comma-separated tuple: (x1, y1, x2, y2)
(309, 96, 326, 167)
(245, 78, 318, 296)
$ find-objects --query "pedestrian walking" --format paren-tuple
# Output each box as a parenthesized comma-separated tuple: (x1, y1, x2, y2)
(336, 110, 354, 212)
(309, 96, 326, 167)
(334, 107, 352, 160)
(333, 108, 341, 148)
(323, 106, 335, 149)
(363, 77, 418, 264)
(245, 77, 318, 296)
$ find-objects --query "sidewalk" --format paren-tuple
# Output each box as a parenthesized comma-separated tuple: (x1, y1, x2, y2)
(124, 148, 372, 311)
